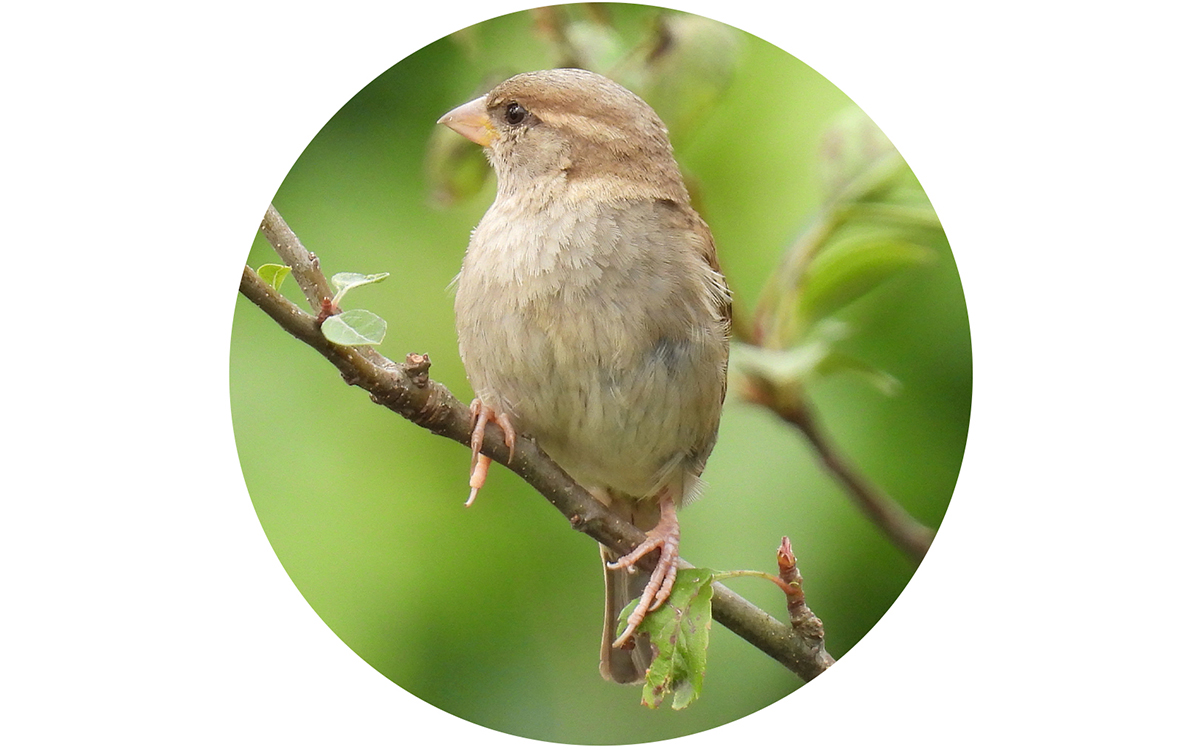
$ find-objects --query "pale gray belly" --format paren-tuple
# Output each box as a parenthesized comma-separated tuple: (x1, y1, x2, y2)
(457, 291, 724, 497)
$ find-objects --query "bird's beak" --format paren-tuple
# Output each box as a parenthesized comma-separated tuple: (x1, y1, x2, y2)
(437, 95, 493, 147)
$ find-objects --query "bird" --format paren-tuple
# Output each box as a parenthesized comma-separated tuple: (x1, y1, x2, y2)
(438, 68, 731, 684)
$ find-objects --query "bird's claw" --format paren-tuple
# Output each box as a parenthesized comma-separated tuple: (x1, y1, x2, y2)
(608, 495, 680, 647)
(465, 399, 516, 507)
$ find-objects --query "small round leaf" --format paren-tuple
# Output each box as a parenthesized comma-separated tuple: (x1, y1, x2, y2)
(320, 309, 387, 346)
(256, 263, 292, 290)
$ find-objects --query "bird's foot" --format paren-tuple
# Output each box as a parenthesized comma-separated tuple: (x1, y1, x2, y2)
(465, 399, 516, 507)
(607, 493, 680, 647)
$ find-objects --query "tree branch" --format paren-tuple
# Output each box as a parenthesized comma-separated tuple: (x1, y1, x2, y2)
(260, 204, 335, 311)
(243, 205, 835, 683)
(742, 373, 934, 562)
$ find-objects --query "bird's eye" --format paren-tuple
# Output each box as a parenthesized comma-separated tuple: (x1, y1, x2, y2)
(504, 102, 528, 125)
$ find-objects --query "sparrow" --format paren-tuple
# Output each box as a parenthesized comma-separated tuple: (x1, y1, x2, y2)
(438, 68, 731, 684)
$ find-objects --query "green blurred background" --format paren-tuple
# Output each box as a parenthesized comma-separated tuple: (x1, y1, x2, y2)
(230, 4, 970, 744)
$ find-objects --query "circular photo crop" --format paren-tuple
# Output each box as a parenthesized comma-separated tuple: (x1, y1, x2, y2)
(231, 4, 971, 744)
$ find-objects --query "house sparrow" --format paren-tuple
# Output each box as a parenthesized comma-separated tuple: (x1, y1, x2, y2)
(438, 68, 731, 684)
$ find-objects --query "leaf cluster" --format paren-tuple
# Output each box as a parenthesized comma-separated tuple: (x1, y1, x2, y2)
(738, 110, 948, 407)
(256, 265, 390, 347)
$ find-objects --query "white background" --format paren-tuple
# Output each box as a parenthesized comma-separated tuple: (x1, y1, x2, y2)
(4, 1, 1196, 746)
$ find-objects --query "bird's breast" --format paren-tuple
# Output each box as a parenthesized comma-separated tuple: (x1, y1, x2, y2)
(454, 197, 726, 496)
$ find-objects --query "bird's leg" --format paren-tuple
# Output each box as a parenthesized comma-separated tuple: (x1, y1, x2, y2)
(465, 398, 516, 507)
(607, 489, 680, 648)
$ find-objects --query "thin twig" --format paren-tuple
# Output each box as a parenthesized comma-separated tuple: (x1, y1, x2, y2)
(242, 205, 835, 683)
(742, 374, 934, 562)
(260, 205, 334, 311)
(777, 537, 835, 670)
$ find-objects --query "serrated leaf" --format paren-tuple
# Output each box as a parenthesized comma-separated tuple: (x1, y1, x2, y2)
(256, 263, 292, 290)
(329, 272, 389, 306)
(620, 568, 715, 709)
(320, 309, 387, 346)
(799, 235, 934, 322)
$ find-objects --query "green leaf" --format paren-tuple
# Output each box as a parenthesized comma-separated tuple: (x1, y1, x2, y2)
(329, 272, 389, 306)
(845, 201, 943, 231)
(320, 309, 387, 346)
(816, 351, 902, 396)
(731, 336, 833, 392)
(733, 319, 902, 397)
(621, 568, 716, 709)
(256, 263, 292, 290)
(799, 235, 934, 322)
